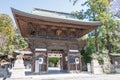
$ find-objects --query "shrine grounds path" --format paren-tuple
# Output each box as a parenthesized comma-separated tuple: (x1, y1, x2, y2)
(3, 71, 120, 80)
(1, 58, 120, 80)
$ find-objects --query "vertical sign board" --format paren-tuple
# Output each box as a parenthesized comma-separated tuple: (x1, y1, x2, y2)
(75, 58, 79, 71)
(65, 56, 68, 61)
(35, 58, 44, 73)
(39, 57, 43, 73)
(35, 60, 39, 73)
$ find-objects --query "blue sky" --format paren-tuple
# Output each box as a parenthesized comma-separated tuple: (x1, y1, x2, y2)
(0, 0, 87, 18)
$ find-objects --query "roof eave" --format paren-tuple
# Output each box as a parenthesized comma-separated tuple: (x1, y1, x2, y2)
(11, 8, 102, 27)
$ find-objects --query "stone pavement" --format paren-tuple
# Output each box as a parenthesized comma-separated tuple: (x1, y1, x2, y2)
(6, 71, 120, 80)
(5, 63, 120, 80)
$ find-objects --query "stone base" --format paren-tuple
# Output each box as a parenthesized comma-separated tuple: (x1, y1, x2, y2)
(13, 60, 25, 69)
(91, 59, 103, 74)
(93, 66, 103, 74)
(11, 59, 25, 78)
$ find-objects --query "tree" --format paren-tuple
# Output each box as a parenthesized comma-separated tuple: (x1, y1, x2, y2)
(71, 0, 119, 53)
(98, 12, 119, 54)
(110, 0, 120, 53)
(0, 13, 28, 55)
(84, 0, 112, 53)
(81, 37, 96, 63)
(13, 33, 28, 50)
(111, 21, 120, 53)
(49, 58, 59, 67)
(0, 14, 15, 55)
(71, 0, 107, 52)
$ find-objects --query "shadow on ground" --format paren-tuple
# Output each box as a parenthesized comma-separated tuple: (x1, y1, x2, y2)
(25, 68, 68, 76)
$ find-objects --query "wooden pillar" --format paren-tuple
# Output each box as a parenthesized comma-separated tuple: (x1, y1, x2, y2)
(78, 42, 82, 72)
(32, 50, 35, 73)
(67, 51, 70, 72)
(46, 44, 48, 73)
(79, 54, 82, 72)
(62, 51, 68, 70)
(61, 55, 63, 70)
(30, 39, 36, 74)
(66, 43, 70, 72)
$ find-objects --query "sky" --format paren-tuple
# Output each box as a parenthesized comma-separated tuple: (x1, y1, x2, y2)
(0, 0, 87, 24)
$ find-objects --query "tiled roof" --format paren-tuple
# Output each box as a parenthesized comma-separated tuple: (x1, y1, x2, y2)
(32, 8, 78, 21)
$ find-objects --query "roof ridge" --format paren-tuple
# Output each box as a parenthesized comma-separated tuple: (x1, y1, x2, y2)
(33, 8, 74, 15)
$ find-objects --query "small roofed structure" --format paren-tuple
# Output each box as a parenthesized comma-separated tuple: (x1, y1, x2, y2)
(110, 54, 120, 73)
(13, 50, 32, 58)
(111, 54, 120, 65)
(11, 8, 101, 74)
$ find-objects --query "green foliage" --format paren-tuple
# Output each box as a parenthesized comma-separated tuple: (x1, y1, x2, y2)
(91, 53, 104, 64)
(72, 10, 85, 20)
(97, 55, 104, 64)
(81, 37, 96, 63)
(111, 22, 120, 53)
(49, 58, 59, 66)
(0, 14, 28, 55)
(72, 0, 119, 54)
(0, 14, 14, 40)
(0, 14, 15, 54)
(71, 1, 120, 66)
(81, 49, 92, 63)
(13, 34, 28, 50)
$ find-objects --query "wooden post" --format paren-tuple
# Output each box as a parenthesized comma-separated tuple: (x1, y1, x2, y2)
(79, 54, 82, 72)
(61, 54, 63, 70)
(31, 47, 35, 73)
(44, 41, 48, 74)
(46, 45, 48, 74)
(66, 43, 70, 72)
(30, 39, 36, 74)
(78, 42, 82, 72)
(67, 51, 70, 72)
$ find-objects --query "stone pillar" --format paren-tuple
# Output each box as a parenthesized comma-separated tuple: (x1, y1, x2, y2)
(87, 63, 92, 73)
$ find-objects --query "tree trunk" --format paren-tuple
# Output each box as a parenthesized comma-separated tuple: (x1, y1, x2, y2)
(95, 29, 99, 52)
(106, 34, 111, 55)
(93, 12, 99, 52)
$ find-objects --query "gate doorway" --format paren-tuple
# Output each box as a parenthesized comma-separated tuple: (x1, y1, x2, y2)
(48, 49, 68, 74)
(12, 8, 101, 74)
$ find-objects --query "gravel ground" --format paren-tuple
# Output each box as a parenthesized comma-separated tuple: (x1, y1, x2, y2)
(6, 73, 120, 80)
(4, 67, 120, 80)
